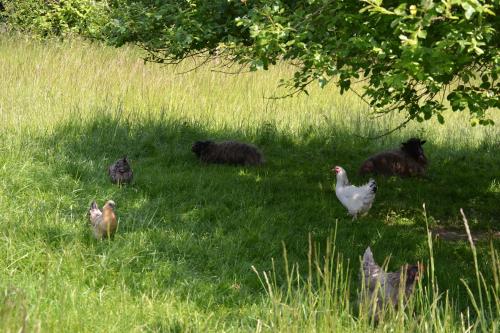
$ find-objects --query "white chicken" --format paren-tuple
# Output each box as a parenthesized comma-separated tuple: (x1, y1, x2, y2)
(333, 166, 377, 219)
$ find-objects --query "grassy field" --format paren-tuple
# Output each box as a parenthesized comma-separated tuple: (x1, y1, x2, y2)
(0, 35, 499, 332)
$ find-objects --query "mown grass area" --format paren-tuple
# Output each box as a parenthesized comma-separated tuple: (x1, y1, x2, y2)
(0, 35, 499, 332)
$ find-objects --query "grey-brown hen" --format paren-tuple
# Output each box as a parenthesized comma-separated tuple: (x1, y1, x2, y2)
(108, 156, 133, 184)
(360, 247, 422, 320)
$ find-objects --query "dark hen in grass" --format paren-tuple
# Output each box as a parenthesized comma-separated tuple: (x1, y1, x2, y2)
(108, 156, 133, 184)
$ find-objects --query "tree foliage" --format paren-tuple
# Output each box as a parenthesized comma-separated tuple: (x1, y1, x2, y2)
(104, 0, 499, 126)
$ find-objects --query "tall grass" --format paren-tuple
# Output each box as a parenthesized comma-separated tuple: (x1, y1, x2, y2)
(1, 35, 497, 146)
(253, 211, 499, 332)
(0, 35, 498, 332)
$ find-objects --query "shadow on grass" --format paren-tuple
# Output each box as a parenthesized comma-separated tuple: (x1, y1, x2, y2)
(31, 111, 499, 310)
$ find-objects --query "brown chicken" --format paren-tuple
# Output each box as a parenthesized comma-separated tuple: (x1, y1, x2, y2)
(360, 247, 422, 320)
(88, 200, 117, 239)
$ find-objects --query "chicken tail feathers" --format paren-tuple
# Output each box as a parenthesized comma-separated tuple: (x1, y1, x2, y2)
(363, 247, 375, 266)
(363, 247, 381, 277)
(88, 200, 102, 227)
(368, 179, 377, 193)
(90, 201, 98, 211)
(89, 201, 101, 217)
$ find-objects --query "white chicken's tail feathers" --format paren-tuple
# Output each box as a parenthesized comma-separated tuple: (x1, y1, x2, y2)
(368, 179, 377, 193)
(88, 200, 102, 225)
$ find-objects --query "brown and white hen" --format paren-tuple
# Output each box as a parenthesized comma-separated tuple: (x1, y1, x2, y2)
(88, 200, 117, 239)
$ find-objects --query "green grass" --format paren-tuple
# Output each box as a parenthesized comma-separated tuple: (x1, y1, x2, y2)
(0, 35, 499, 332)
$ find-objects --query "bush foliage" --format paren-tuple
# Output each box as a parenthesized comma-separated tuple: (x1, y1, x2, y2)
(1, 0, 107, 37)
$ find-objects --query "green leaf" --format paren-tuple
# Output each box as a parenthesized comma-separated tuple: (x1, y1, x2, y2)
(318, 76, 328, 88)
(417, 29, 427, 39)
(462, 3, 475, 20)
(480, 81, 490, 89)
(473, 47, 484, 55)
(251, 59, 264, 71)
(437, 113, 445, 124)
(394, 3, 407, 15)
